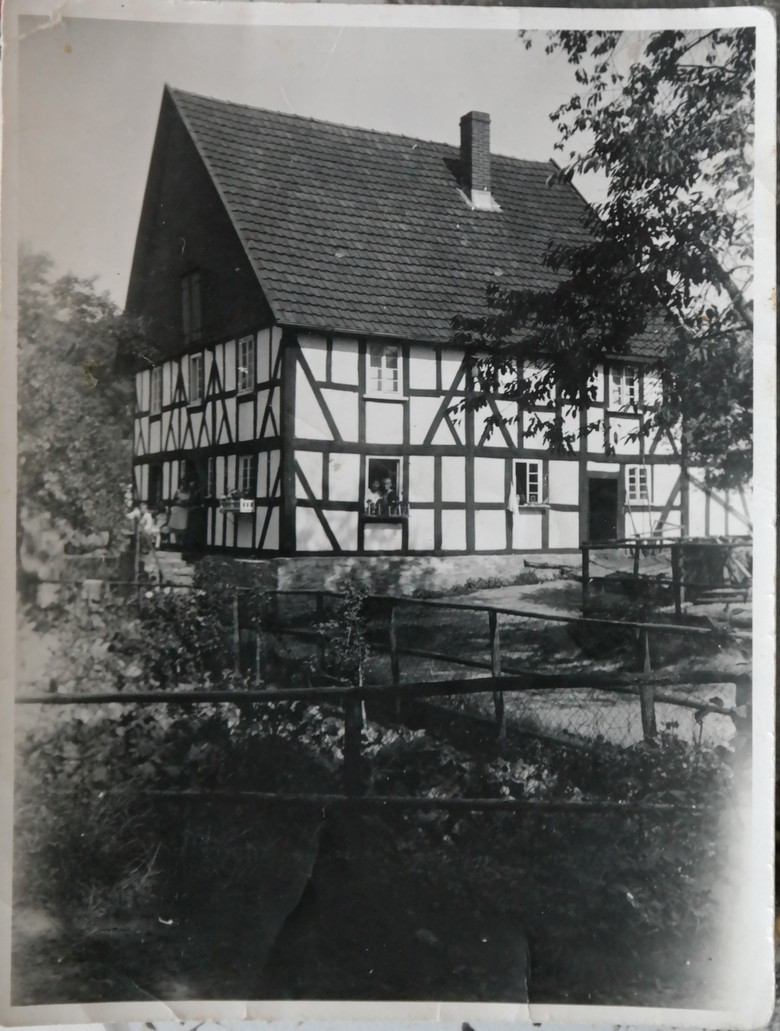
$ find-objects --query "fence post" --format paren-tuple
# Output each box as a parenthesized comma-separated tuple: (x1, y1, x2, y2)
(637, 628, 656, 738)
(581, 544, 590, 615)
(343, 693, 364, 796)
(314, 591, 326, 670)
(632, 542, 641, 581)
(671, 543, 683, 618)
(134, 520, 142, 608)
(489, 610, 505, 748)
(389, 602, 401, 719)
(232, 592, 241, 675)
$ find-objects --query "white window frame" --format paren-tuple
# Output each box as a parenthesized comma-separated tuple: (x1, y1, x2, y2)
(189, 353, 204, 404)
(610, 365, 638, 409)
(237, 335, 256, 394)
(237, 454, 254, 496)
(366, 342, 402, 396)
(150, 367, 163, 415)
(515, 460, 544, 506)
(626, 465, 650, 503)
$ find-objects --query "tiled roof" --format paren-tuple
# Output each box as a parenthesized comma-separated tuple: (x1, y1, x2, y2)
(169, 87, 665, 357)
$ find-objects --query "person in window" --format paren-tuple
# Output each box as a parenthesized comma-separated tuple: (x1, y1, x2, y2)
(380, 475, 399, 515)
(366, 476, 383, 515)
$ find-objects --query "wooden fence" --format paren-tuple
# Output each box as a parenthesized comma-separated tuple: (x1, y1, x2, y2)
(18, 665, 745, 807)
(268, 588, 750, 744)
(21, 578, 751, 800)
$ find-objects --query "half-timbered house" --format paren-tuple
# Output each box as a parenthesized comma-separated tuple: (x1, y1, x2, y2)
(126, 86, 751, 559)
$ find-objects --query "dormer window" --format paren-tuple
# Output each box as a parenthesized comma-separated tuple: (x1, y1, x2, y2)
(181, 270, 202, 346)
(367, 343, 400, 395)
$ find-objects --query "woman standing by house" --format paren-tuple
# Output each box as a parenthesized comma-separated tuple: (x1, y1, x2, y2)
(167, 478, 191, 547)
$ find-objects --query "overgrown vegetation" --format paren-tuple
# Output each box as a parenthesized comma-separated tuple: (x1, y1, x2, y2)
(17, 248, 143, 546)
(15, 682, 740, 1005)
(313, 575, 370, 684)
(15, 573, 744, 1005)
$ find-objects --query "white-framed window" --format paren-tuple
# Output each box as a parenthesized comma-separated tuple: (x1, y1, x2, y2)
(238, 454, 255, 496)
(365, 456, 406, 516)
(206, 457, 217, 498)
(609, 365, 638, 408)
(237, 335, 255, 393)
(181, 270, 202, 346)
(367, 343, 401, 395)
(643, 370, 663, 408)
(626, 465, 650, 503)
(515, 460, 544, 505)
(150, 366, 163, 415)
(189, 353, 204, 404)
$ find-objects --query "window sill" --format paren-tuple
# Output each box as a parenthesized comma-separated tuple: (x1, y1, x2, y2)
(363, 514, 408, 523)
(363, 391, 407, 402)
(516, 503, 550, 510)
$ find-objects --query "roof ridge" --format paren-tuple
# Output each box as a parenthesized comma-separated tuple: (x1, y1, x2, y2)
(165, 84, 553, 169)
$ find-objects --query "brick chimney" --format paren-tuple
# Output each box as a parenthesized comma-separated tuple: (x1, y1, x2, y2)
(460, 111, 498, 211)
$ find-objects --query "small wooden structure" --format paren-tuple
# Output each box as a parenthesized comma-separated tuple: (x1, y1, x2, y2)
(581, 535, 752, 617)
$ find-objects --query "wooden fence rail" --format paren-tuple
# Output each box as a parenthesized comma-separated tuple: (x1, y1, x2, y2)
(18, 665, 751, 798)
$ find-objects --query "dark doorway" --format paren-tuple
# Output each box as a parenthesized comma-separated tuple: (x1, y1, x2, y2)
(588, 475, 619, 542)
(183, 459, 208, 553)
(148, 464, 164, 511)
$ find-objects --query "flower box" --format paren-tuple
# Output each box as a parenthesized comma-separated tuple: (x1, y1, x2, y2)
(219, 496, 255, 513)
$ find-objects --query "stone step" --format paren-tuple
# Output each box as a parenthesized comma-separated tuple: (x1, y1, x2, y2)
(140, 552, 196, 587)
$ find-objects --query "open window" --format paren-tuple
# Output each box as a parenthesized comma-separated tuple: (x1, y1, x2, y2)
(364, 457, 407, 518)
(366, 343, 401, 395)
(515, 460, 545, 506)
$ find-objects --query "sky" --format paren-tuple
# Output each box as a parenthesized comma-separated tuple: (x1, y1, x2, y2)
(17, 11, 581, 305)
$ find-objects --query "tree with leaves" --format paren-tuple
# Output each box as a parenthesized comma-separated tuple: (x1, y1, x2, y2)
(17, 248, 142, 546)
(453, 28, 755, 489)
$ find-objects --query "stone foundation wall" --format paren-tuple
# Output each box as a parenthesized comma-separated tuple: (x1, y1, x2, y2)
(197, 551, 579, 596)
